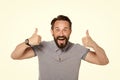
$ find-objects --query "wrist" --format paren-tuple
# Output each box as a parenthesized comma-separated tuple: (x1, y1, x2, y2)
(25, 39, 31, 47)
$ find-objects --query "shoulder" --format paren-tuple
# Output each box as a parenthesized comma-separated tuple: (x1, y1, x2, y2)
(31, 41, 52, 53)
(71, 43, 89, 52)
(73, 43, 85, 49)
(34, 41, 52, 48)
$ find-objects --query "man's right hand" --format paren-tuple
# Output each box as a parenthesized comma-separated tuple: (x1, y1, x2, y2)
(28, 28, 41, 46)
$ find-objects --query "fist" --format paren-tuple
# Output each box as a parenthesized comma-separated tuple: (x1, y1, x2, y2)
(82, 30, 96, 48)
(29, 28, 41, 46)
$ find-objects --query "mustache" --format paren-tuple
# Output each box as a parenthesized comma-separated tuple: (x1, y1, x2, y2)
(56, 36, 67, 40)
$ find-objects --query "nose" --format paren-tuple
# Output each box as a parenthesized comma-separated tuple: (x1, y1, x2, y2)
(59, 30, 64, 36)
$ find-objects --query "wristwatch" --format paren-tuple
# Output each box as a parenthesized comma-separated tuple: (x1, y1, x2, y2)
(25, 39, 31, 47)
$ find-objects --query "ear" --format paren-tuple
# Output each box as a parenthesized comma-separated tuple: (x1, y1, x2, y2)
(70, 29, 72, 35)
(51, 29, 54, 36)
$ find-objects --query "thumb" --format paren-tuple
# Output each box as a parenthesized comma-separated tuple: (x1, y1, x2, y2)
(33, 28, 38, 35)
(86, 30, 90, 36)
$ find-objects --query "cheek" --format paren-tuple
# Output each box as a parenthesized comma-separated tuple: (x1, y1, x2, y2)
(52, 33, 58, 38)
(52, 32, 59, 37)
(65, 32, 71, 37)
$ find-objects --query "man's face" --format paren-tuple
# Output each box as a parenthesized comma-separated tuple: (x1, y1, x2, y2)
(51, 20, 71, 49)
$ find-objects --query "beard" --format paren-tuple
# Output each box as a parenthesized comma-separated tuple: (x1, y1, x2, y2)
(54, 36, 69, 49)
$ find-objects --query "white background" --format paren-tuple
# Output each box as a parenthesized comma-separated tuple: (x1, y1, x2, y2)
(0, 0, 120, 80)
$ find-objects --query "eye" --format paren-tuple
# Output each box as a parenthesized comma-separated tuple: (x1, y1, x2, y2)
(54, 28, 60, 32)
(63, 27, 69, 32)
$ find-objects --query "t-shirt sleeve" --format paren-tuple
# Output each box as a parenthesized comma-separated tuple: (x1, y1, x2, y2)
(31, 42, 45, 56)
(76, 44, 90, 60)
(32, 46, 39, 56)
(81, 48, 90, 60)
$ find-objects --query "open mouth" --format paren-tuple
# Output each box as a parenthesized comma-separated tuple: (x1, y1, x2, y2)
(57, 36, 66, 40)
(54, 36, 68, 48)
(58, 37, 65, 40)
(57, 36, 66, 44)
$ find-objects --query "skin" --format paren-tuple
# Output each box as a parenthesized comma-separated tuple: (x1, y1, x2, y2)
(51, 20, 71, 49)
(11, 20, 109, 65)
(82, 30, 109, 65)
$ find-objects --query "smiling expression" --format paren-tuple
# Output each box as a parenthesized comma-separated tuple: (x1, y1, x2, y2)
(51, 20, 71, 49)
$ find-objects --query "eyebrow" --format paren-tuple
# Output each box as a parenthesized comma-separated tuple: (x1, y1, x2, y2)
(54, 26, 69, 29)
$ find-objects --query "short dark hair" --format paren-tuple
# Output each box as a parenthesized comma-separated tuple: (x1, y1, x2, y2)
(51, 15, 72, 30)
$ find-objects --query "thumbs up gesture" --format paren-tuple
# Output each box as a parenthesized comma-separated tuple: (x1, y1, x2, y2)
(28, 28, 41, 46)
(82, 30, 96, 48)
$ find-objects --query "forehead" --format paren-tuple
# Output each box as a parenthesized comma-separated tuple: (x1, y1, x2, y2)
(54, 20, 70, 28)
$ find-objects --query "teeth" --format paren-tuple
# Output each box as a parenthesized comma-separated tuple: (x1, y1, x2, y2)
(58, 38, 65, 40)
(57, 36, 66, 40)
(59, 38, 64, 39)
(59, 39, 64, 40)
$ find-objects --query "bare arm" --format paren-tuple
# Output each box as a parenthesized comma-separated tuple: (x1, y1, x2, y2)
(11, 28, 41, 60)
(11, 42, 35, 60)
(84, 43, 109, 65)
(82, 30, 109, 65)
